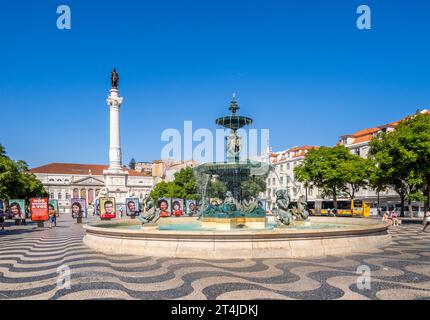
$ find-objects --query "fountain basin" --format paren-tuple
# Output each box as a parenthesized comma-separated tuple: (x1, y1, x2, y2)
(83, 217, 391, 259)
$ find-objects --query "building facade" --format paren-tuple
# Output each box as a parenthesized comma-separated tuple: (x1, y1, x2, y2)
(30, 163, 153, 211)
(264, 109, 429, 215)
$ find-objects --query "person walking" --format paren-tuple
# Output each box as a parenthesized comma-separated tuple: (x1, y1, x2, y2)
(0, 208, 5, 231)
(48, 203, 57, 229)
(423, 210, 430, 232)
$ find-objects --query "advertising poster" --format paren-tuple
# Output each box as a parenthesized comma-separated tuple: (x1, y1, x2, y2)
(126, 197, 140, 216)
(30, 198, 49, 221)
(70, 198, 86, 219)
(158, 198, 171, 217)
(171, 198, 184, 217)
(48, 199, 59, 217)
(9, 199, 26, 220)
(185, 200, 198, 216)
(100, 197, 116, 219)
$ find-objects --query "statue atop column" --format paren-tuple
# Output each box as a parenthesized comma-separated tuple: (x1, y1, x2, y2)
(111, 68, 119, 89)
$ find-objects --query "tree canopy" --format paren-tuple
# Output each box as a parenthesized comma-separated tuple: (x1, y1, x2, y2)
(0, 143, 47, 202)
(294, 145, 372, 209)
(150, 167, 199, 200)
(128, 158, 136, 170)
(369, 112, 430, 216)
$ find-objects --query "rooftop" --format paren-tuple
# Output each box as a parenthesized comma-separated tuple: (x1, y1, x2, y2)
(30, 163, 151, 177)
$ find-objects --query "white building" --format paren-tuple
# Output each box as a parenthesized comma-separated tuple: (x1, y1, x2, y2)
(264, 146, 319, 210)
(31, 163, 153, 210)
(264, 109, 429, 215)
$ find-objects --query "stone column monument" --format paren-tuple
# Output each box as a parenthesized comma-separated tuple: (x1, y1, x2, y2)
(103, 69, 128, 202)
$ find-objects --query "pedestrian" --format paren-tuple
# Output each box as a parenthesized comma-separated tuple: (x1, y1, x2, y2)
(423, 210, 430, 232)
(0, 208, 4, 231)
(119, 207, 123, 218)
(391, 210, 400, 226)
(48, 203, 57, 228)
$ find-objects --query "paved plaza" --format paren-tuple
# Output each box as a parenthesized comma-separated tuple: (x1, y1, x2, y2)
(0, 215, 429, 300)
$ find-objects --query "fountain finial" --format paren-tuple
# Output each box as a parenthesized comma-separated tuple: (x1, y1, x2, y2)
(229, 94, 239, 115)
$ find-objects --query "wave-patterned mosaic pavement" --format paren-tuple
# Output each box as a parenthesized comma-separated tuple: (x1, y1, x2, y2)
(1, 215, 430, 300)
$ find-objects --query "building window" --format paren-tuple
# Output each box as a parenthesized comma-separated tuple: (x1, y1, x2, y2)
(65, 192, 70, 200)
(287, 163, 290, 170)
(272, 189, 276, 197)
(73, 188, 79, 198)
(58, 192, 62, 200)
(272, 178, 276, 185)
(280, 176, 284, 185)
(50, 192, 54, 199)
(308, 187, 313, 196)
(80, 189, 86, 199)
(95, 189, 100, 197)
(49, 179, 54, 182)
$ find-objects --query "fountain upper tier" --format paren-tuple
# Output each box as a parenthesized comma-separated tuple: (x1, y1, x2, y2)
(215, 96, 253, 130)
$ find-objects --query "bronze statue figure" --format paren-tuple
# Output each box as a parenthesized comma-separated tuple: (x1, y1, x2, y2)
(273, 189, 293, 226)
(111, 68, 119, 89)
(138, 196, 160, 224)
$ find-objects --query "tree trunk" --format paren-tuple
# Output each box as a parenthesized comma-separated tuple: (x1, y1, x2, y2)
(408, 200, 413, 218)
(333, 188, 338, 209)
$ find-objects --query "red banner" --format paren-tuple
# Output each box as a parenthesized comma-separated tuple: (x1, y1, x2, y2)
(30, 198, 49, 221)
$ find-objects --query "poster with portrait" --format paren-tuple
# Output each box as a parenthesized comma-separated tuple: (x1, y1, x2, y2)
(126, 198, 140, 216)
(171, 198, 184, 217)
(186, 200, 198, 216)
(9, 199, 26, 220)
(30, 198, 49, 221)
(48, 199, 59, 217)
(157, 197, 171, 217)
(70, 198, 86, 219)
(100, 197, 116, 219)
(257, 198, 267, 212)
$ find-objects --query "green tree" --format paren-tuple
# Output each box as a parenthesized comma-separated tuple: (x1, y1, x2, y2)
(205, 179, 228, 199)
(341, 156, 373, 200)
(0, 144, 6, 158)
(368, 161, 389, 213)
(294, 146, 355, 209)
(150, 181, 170, 200)
(128, 158, 136, 170)
(0, 144, 46, 202)
(369, 112, 430, 217)
(150, 167, 199, 201)
(240, 175, 267, 200)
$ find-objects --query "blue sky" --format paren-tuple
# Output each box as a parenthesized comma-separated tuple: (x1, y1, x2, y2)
(1, 0, 429, 168)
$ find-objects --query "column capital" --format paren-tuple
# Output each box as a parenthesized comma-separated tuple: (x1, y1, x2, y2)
(107, 89, 123, 107)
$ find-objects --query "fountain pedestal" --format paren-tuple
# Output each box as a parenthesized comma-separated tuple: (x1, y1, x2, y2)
(201, 217, 267, 230)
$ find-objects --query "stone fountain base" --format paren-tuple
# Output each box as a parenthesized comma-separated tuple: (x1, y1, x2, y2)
(83, 217, 392, 259)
